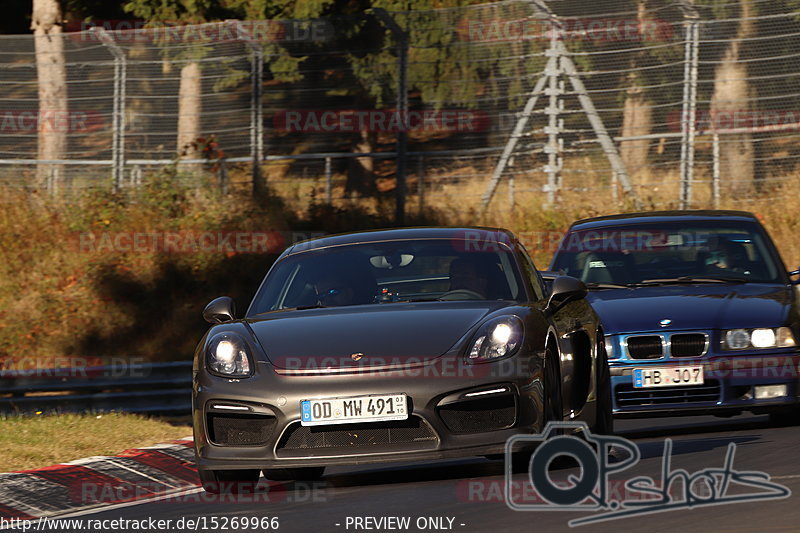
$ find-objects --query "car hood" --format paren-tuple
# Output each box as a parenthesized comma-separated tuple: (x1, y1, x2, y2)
(246, 301, 509, 369)
(588, 284, 793, 334)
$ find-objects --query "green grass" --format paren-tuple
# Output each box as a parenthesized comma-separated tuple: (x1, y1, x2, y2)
(0, 412, 191, 472)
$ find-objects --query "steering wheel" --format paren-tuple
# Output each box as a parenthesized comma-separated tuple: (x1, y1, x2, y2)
(438, 289, 484, 301)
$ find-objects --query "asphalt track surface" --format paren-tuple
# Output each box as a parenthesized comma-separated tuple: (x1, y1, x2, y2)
(40, 415, 800, 533)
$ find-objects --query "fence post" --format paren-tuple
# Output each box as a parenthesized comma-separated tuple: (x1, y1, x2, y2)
(712, 132, 720, 208)
(508, 156, 515, 205)
(251, 47, 264, 196)
(47, 164, 56, 196)
(93, 27, 127, 192)
(131, 164, 142, 188)
(612, 170, 618, 204)
(679, 10, 700, 210)
(544, 24, 562, 206)
(324, 156, 332, 203)
(417, 156, 425, 212)
(373, 8, 409, 225)
(219, 158, 228, 195)
(235, 21, 265, 197)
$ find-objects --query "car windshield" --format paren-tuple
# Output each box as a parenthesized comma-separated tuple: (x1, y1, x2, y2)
(248, 239, 525, 314)
(550, 221, 784, 285)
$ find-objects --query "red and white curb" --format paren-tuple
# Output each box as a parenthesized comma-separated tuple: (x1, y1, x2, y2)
(0, 438, 200, 521)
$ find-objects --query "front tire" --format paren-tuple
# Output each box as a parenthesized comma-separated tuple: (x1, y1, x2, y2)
(591, 333, 614, 435)
(198, 469, 261, 494)
(543, 342, 564, 427)
(513, 343, 563, 473)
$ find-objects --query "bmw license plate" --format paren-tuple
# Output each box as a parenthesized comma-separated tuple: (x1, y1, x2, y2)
(300, 393, 408, 426)
(633, 366, 704, 388)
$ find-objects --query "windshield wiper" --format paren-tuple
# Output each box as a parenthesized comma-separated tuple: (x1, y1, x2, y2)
(638, 275, 748, 285)
(585, 282, 633, 290)
(250, 303, 328, 317)
(298, 303, 329, 309)
(386, 297, 442, 303)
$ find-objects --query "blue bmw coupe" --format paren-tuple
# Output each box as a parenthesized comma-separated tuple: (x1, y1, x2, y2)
(549, 210, 800, 423)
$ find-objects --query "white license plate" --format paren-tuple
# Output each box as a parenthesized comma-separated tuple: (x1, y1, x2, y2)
(300, 394, 408, 426)
(633, 366, 704, 388)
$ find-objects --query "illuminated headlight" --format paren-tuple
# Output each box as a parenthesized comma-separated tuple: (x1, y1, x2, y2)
(604, 335, 617, 360)
(722, 327, 796, 350)
(755, 385, 787, 400)
(467, 316, 523, 363)
(750, 329, 776, 348)
(207, 333, 252, 377)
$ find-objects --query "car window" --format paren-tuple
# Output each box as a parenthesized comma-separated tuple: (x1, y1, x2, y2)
(249, 239, 526, 314)
(517, 245, 544, 301)
(550, 222, 783, 285)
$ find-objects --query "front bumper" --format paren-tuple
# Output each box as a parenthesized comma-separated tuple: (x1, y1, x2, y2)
(193, 356, 554, 471)
(610, 351, 800, 418)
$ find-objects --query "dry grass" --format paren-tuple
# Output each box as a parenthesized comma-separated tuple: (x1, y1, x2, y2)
(0, 171, 291, 362)
(2, 160, 800, 363)
(264, 159, 800, 269)
(0, 412, 191, 472)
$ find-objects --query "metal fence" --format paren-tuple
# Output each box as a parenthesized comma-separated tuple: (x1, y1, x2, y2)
(2, 0, 800, 211)
(0, 361, 192, 415)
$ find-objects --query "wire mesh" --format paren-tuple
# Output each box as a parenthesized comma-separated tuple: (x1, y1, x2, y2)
(0, 1, 799, 208)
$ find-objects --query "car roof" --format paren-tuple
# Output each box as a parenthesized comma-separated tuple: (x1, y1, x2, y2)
(283, 226, 518, 256)
(568, 210, 758, 231)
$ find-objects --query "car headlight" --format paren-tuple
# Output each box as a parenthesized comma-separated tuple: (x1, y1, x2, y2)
(206, 332, 253, 377)
(604, 335, 618, 360)
(722, 327, 796, 350)
(466, 316, 523, 363)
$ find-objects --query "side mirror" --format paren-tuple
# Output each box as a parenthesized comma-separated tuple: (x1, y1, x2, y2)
(203, 296, 236, 324)
(545, 276, 588, 315)
(790, 269, 800, 285)
(538, 270, 560, 296)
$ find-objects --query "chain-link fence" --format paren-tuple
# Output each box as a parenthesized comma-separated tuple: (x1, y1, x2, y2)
(2, 0, 800, 212)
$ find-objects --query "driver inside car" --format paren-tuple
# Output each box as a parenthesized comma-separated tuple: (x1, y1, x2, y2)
(705, 237, 752, 275)
(448, 257, 491, 298)
(314, 275, 357, 307)
(312, 259, 377, 307)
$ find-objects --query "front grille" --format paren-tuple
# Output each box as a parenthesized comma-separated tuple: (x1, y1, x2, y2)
(615, 380, 721, 407)
(626, 336, 664, 359)
(670, 333, 707, 357)
(437, 395, 516, 433)
(277, 416, 438, 457)
(208, 414, 277, 446)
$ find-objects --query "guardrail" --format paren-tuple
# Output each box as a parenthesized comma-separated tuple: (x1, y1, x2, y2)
(0, 361, 192, 416)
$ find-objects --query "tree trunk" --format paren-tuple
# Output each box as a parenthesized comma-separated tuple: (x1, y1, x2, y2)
(710, 0, 755, 195)
(31, 0, 67, 192)
(346, 129, 378, 196)
(177, 61, 202, 164)
(619, 1, 653, 181)
(620, 87, 653, 179)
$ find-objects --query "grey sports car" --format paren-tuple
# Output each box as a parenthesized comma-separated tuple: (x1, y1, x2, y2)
(192, 227, 610, 493)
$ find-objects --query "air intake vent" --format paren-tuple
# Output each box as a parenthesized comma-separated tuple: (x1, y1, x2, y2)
(626, 335, 664, 359)
(615, 380, 721, 407)
(277, 416, 438, 457)
(670, 333, 708, 357)
(208, 414, 276, 446)
(438, 395, 516, 433)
